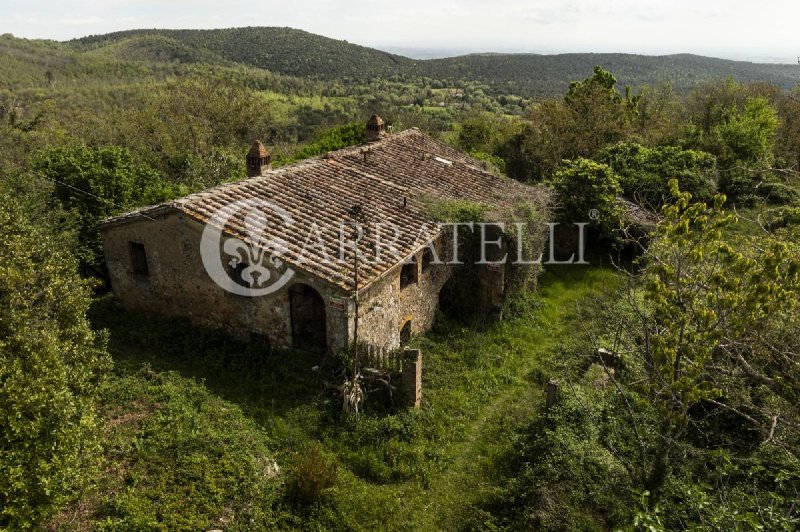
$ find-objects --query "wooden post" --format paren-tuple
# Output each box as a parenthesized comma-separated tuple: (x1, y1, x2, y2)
(402, 349, 422, 408)
(545, 379, 559, 410)
(348, 204, 364, 374)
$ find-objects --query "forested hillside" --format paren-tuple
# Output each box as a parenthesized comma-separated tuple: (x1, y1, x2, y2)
(71, 27, 414, 81)
(422, 52, 800, 97)
(68, 27, 800, 97)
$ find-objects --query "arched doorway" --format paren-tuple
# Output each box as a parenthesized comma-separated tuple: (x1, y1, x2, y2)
(289, 284, 327, 352)
(400, 320, 412, 346)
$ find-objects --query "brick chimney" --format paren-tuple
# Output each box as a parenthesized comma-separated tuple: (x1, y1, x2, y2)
(246, 140, 271, 177)
(366, 115, 386, 142)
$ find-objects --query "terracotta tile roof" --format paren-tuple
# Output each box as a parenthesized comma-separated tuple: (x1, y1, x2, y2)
(100, 129, 549, 292)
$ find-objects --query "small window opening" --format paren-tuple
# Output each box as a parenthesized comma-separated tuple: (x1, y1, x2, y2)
(129, 242, 149, 276)
(421, 247, 433, 273)
(400, 256, 418, 289)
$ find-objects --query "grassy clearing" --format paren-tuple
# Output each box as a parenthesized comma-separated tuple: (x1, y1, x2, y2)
(73, 265, 619, 529)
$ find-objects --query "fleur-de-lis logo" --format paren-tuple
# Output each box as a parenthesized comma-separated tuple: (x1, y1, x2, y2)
(200, 199, 295, 296)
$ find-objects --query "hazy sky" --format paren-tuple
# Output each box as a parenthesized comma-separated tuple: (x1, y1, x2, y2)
(2, 0, 799, 62)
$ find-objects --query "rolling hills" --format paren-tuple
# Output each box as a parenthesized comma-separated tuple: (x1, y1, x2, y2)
(68, 27, 800, 96)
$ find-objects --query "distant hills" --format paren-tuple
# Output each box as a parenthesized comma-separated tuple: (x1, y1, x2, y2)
(69, 27, 800, 97)
(71, 28, 413, 81)
(0, 26, 792, 98)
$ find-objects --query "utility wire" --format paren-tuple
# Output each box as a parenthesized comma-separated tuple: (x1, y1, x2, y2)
(14, 164, 162, 223)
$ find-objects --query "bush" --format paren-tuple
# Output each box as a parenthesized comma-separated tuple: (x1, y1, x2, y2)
(765, 206, 800, 229)
(549, 158, 624, 237)
(287, 442, 338, 506)
(0, 193, 111, 528)
(503, 387, 634, 530)
(597, 142, 717, 207)
(92, 368, 280, 530)
(640, 447, 800, 531)
(757, 181, 800, 205)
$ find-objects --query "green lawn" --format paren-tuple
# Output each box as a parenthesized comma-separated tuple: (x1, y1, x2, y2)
(70, 265, 619, 530)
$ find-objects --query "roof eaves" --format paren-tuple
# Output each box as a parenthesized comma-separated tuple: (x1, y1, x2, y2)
(97, 203, 179, 230)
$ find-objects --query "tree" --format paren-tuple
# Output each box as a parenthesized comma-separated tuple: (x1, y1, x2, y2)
(278, 122, 367, 165)
(507, 66, 638, 182)
(456, 112, 520, 154)
(682, 80, 782, 202)
(33, 145, 174, 276)
(620, 180, 800, 495)
(111, 76, 272, 177)
(774, 84, 800, 171)
(713, 96, 779, 168)
(0, 193, 111, 527)
(549, 158, 624, 236)
(596, 142, 718, 207)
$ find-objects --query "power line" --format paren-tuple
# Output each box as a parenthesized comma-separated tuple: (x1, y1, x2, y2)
(23, 166, 161, 223)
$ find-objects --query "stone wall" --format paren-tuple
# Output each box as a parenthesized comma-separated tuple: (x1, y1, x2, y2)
(100, 210, 352, 352)
(102, 214, 525, 355)
(355, 241, 452, 351)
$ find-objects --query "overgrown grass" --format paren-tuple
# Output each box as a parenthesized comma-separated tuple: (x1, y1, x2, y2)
(50, 368, 282, 530)
(73, 265, 619, 529)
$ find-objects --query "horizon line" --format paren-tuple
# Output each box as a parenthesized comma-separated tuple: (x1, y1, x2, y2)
(3, 25, 798, 66)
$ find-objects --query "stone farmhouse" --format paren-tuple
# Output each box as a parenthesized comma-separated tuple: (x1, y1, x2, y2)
(100, 116, 549, 354)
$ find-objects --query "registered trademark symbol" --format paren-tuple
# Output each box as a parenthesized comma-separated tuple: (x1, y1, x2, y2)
(588, 209, 600, 220)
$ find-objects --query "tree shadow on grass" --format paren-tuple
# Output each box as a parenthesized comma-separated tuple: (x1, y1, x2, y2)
(89, 295, 338, 438)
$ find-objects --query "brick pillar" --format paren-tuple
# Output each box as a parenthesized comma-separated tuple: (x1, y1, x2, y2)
(402, 348, 422, 408)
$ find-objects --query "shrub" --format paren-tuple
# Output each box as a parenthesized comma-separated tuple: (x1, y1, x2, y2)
(503, 387, 634, 530)
(757, 181, 800, 205)
(549, 158, 624, 237)
(597, 142, 718, 207)
(92, 368, 280, 530)
(424, 197, 489, 224)
(0, 193, 111, 528)
(765, 206, 800, 229)
(287, 442, 338, 506)
(721, 166, 798, 206)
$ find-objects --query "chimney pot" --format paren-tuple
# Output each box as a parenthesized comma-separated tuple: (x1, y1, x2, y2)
(366, 114, 386, 142)
(246, 140, 271, 177)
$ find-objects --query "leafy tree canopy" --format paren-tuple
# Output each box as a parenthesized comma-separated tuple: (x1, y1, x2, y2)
(596, 142, 718, 207)
(33, 145, 177, 275)
(0, 193, 111, 528)
(549, 158, 624, 236)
